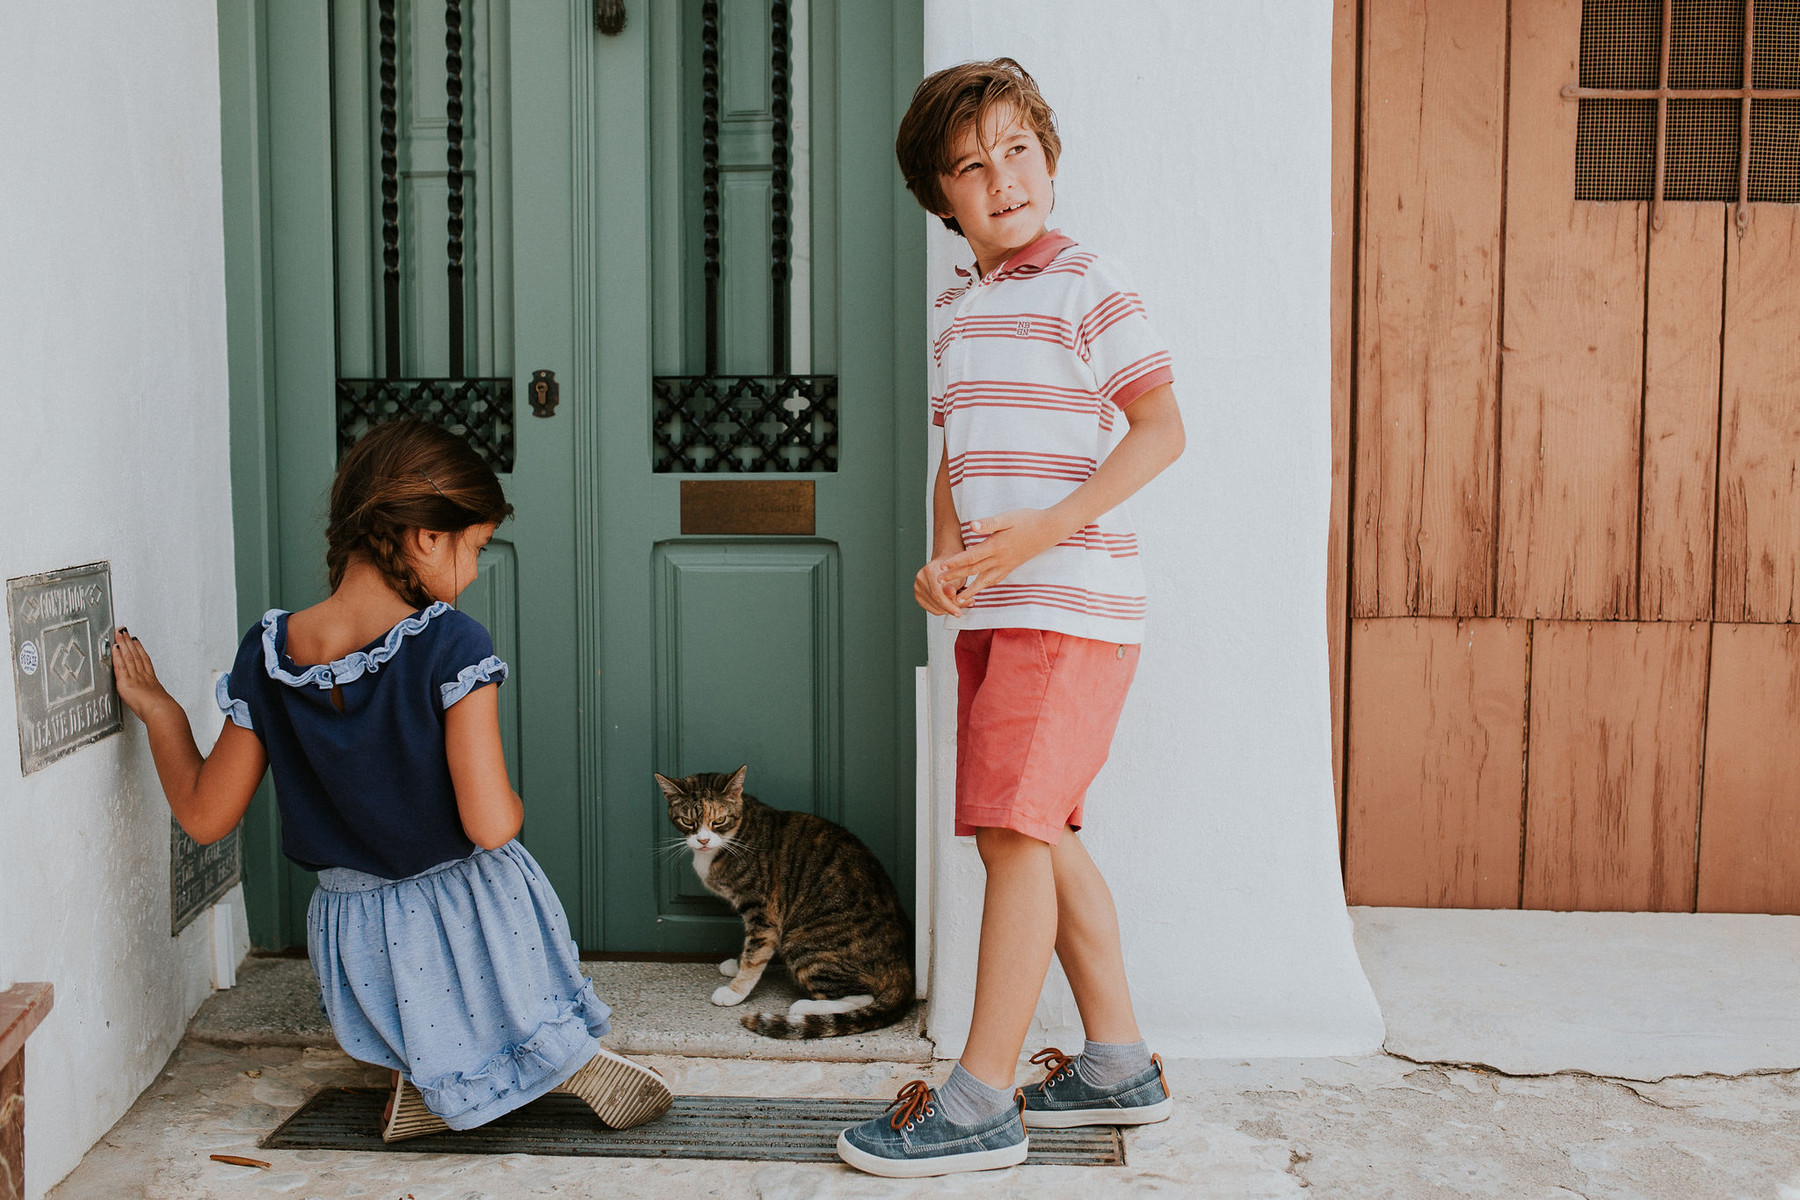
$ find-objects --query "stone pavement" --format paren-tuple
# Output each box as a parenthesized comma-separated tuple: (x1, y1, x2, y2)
(46, 909, 1800, 1198)
(46, 1039, 1800, 1198)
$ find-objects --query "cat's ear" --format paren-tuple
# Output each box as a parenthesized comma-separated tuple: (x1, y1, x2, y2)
(652, 773, 685, 801)
(725, 764, 747, 800)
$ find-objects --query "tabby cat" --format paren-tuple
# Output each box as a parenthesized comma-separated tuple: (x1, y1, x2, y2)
(655, 766, 914, 1038)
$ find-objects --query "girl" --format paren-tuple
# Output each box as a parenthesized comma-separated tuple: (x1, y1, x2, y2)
(111, 419, 671, 1141)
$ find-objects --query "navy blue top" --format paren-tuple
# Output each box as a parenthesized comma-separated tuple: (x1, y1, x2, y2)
(217, 602, 509, 880)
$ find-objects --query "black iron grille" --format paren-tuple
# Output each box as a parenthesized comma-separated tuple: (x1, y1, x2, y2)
(337, 377, 515, 473)
(334, 0, 515, 474)
(653, 0, 835, 474)
(653, 375, 837, 473)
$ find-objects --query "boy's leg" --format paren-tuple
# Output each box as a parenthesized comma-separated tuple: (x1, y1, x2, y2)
(959, 826, 1060, 1088)
(1048, 829, 1140, 1044)
(836, 823, 1047, 1176)
(1018, 829, 1170, 1128)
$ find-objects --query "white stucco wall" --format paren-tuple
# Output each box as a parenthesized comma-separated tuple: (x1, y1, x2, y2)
(921, 1, 1385, 1059)
(0, 3, 246, 1196)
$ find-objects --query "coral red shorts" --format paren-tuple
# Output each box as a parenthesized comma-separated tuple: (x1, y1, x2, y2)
(954, 628, 1141, 844)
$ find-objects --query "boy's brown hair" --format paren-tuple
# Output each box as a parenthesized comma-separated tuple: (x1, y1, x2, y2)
(895, 58, 1061, 237)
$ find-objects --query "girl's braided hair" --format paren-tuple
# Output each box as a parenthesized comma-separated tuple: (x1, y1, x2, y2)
(325, 420, 512, 609)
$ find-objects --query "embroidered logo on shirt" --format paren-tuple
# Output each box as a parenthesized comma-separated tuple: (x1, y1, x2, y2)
(1016, 318, 1032, 336)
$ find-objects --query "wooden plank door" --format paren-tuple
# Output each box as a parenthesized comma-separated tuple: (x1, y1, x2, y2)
(1332, 0, 1800, 914)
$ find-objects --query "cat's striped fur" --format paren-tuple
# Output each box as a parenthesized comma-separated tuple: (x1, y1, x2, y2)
(656, 766, 913, 1039)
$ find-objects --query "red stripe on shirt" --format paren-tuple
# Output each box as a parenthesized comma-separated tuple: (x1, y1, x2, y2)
(960, 522, 1140, 559)
(1076, 292, 1148, 355)
(949, 451, 1097, 485)
(1098, 351, 1173, 405)
(965, 583, 1147, 618)
(934, 313, 1078, 361)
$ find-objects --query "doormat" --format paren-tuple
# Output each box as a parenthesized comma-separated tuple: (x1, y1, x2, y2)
(263, 1088, 1126, 1165)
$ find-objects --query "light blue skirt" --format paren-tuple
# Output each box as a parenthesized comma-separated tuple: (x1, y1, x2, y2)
(306, 840, 613, 1130)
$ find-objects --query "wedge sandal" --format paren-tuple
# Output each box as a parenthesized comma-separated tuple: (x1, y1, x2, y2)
(380, 1075, 450, 1143)
(553, 1046, 674, 1129)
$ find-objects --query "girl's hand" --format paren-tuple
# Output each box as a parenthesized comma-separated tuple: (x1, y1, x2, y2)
(914, 554, 967, 617)
(112, 628, 179, 722)
(940, 508, 1072, 607)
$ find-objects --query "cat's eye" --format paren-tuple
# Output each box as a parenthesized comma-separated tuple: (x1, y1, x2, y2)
(713, 816, 735, 830)
(675, 816, 696, 830)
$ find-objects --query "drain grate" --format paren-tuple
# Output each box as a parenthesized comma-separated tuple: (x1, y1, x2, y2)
(262, 1088, 1126, 1166)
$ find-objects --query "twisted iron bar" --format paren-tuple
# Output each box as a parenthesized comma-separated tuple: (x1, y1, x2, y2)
(379, 0, 401, 378)
(769, 0, 791, 375)
(445, 0, 467, 378)
(701, 0, 721, 375)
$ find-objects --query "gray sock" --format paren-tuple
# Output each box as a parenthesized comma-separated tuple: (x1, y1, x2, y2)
(1075, 1039, 1153, 1089)
(932, 1063, 1014, 1126)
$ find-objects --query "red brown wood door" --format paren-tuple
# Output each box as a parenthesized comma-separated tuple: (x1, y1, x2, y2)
(1329, 0, 1800, 913)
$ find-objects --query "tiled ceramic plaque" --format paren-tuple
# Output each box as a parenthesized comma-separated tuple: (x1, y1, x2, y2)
(171, 821, 241, 936)
(7, 562, 120, 774)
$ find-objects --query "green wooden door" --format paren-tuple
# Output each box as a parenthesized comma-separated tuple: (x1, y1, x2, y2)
(224, 0, 923, 952)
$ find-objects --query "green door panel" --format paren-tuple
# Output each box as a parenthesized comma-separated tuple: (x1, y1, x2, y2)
(221, 0, 922, 952)
(646, 540, 844, 939)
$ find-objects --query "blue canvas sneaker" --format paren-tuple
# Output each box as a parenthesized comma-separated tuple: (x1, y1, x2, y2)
(836, 1080, 1029, 1177)
(1021, 1047, 1174, 1128)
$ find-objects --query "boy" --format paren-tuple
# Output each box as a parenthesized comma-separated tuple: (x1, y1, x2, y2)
(836, 59, 1185, 1178)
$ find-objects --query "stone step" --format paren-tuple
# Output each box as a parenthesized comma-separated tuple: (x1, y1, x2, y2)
(187, 955, 934, 1064)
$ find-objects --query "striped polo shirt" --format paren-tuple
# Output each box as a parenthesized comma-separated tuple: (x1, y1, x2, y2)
(932, 230, 1174, 644)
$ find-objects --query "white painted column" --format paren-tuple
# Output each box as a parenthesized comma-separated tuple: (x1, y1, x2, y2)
(921, 0, 1385, 1059)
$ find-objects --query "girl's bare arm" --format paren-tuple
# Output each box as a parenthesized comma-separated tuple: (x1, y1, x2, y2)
(111, 630, 266, 844)
(443, 684, 523, 849)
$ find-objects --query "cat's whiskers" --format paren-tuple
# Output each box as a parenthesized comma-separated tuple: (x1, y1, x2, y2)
(654, 836, 696, 862)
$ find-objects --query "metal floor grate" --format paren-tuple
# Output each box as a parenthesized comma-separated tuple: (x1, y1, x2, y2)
(263, 1088, 1126, 1166)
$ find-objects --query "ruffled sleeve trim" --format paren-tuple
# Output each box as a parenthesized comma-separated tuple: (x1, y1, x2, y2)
(260, 601, 453, 690)
(215, 672, 253, 730)
(440, 655, 509, 709)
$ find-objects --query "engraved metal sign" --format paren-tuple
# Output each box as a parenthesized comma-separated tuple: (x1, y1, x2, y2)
(680, 480, 816, 535)
(7, 562, 121, 774)
(171, 821, 241, 936)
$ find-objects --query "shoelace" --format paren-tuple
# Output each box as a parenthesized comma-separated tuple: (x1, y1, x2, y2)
(885, 1079, 935, 1130)
(1029, 1047, 1076, 1088)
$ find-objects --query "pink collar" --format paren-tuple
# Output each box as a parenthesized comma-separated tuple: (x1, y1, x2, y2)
(956, 230, 1078, 282)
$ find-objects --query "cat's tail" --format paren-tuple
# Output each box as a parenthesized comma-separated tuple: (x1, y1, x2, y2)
(740, 975, 913, 1039)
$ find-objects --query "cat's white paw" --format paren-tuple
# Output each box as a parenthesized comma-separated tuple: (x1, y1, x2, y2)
(711, 984, 748, 1006)
(718, 958, 739, 977)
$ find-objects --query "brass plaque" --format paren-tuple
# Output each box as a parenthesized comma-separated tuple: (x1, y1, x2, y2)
(680, 480, 815, 535)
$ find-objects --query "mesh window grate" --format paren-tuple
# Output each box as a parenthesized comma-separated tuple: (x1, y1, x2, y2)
(1665, 98, 1743, 198)
(1577, 98, 1659, 198)
(1581, 0, 1663, 86)
(1750, 99, 1800, 200)
(1755, 0, 1800, 89)
(1669, 0, 1744, 88)
(1574, 0, 1800, 204)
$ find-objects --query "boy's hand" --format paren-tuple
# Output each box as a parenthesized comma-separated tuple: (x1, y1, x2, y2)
(914, 554, 967, 617)
(940, 508, 1071, 607)
(112, 628, 179, 724)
